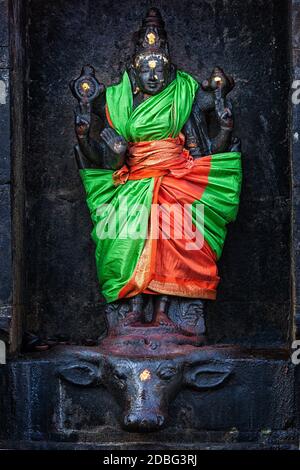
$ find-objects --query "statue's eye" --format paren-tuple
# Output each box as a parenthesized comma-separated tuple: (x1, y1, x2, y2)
(157, 367, 177, 380)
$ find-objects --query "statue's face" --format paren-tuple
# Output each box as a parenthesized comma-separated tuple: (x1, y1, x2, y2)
(134, 53, 170, 95)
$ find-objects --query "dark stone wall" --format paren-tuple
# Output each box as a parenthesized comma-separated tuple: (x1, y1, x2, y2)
(0, 0, 12, 339)
(292, 0, 300, 338)
(25, 0, 291, 345)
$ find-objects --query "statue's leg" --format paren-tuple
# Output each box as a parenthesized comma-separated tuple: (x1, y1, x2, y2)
(119, 294, 144, 327)
(153, 295, 176, 327)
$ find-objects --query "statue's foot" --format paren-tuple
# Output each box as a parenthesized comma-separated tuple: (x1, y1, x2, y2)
(111, 311, 143, 336)
(122, 311, 143, 327)
(153, 311, 177, 329)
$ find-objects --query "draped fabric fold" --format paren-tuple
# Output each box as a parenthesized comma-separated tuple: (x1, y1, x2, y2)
(80, 70, 242, 303)
(112, 133, 194, 185)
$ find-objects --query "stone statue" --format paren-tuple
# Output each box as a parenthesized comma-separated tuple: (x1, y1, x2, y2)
(67, 7, 242, 432)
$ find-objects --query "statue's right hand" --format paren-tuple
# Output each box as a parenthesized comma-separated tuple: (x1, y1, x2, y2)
(74, 104, 91, 138)
(100, 128, 127, 155)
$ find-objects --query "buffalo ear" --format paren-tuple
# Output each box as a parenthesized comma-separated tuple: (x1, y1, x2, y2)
(58, 362, 101, 386)
(184, 361, 233, 390)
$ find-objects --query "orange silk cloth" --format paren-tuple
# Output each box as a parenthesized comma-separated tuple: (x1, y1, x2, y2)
(115, 135, 219, 300)
(112, 134, 194, 184)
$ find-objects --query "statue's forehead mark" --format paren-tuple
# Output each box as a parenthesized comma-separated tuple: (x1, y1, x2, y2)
(148, 60, 157, 69)
(135, 53, 168, 68)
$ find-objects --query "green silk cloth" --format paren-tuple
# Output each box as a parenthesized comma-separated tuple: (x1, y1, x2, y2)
(80, 70, 242, 303)
(81, 70, 200, 302)
(106, 70, 199, 142)
(192, 151, 242, 260)
(80, 170, 154, 303)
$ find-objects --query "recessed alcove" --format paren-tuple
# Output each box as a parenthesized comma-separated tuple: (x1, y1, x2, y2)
(23, 0, 291, 346)
(0, 0, 299, 450)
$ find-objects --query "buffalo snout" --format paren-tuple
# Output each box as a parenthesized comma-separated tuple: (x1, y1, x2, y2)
(123, 411, 165, 432)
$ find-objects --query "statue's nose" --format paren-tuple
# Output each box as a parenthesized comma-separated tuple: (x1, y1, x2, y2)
(123, 412, 165, 431)
(149, 68, 156, 80)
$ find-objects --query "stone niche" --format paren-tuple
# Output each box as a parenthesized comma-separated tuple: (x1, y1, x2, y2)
(25, 0, 291, 346)
(0, 0, 299, 450)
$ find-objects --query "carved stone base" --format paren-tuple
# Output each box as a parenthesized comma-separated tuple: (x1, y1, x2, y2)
(105, 297, 207, 338)
(56, 342, 236, 432)
(0, 345, 297, 447)
(101, 331, 207, 355)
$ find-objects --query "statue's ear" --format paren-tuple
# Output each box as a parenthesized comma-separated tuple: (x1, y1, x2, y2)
(169, 63, 177, 81)
(184, 361, 233, 390)
(58, 362, 102, 387)
(127, 65, 138, 93)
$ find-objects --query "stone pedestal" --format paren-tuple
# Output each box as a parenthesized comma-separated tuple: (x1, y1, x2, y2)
(0, 346, 298, 450)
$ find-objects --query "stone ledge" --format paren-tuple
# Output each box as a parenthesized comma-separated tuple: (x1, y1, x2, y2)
(0, 439, 298, 451)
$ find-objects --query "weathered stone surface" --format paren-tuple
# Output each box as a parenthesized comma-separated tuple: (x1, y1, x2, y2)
(293, 48, 300, 76)
(0, 1, 8, 46)
(292, 45, 300, 335)
(296, 362, 300, 430)
(0, 69, 10, 183)
(206, 301, 291, 347)
(292, 1, 300, 48)
(217, 197, 290, 303)
(0, 305, 12, 337)
(292, 108, 300, 188)
(0, 46, 9, 68)
(292, 194, 300, 327)
(25, 193, 106, 341)
(0, 185, 12, 305)
(0, 347, 297, 448)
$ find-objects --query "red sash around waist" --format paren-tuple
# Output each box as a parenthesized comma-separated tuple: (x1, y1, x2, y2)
(112, 133, 194, 185)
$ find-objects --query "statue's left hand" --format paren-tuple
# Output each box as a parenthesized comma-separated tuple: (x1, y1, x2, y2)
(74, 103, 91, 138)
(201, 66, 234, 98)
(216, 101, 233, 130)
(100, 128, 127, 156)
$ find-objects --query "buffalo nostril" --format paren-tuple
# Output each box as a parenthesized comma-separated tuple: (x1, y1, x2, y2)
(123, 413, 166, 432)
(124, 414, 134, 426)
(156, 415, 165, 427)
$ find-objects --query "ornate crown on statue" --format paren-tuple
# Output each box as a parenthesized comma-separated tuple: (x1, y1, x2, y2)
(133, 7, 170, 62)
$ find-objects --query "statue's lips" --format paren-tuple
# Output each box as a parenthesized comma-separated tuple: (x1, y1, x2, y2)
(146, 82, 160, 88)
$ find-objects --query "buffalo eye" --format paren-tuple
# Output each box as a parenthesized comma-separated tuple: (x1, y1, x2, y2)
(157, 366, 178, 380)
(113, 370, 127, 388)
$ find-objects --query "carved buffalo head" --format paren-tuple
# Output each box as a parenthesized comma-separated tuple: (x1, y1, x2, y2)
(58, 348, 234, 432)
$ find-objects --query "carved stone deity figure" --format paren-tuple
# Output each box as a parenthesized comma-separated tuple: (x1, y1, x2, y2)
(67, 7, 242, 432)
(72, 8, 242, 339)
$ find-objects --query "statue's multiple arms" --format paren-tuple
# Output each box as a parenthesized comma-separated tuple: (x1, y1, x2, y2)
(74, 101, 127, 170)
(183, 67, 240, 157)
(211, 95, 233, 153)
(73, 65, 240, 169)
